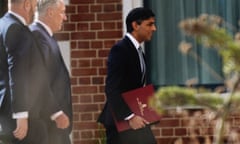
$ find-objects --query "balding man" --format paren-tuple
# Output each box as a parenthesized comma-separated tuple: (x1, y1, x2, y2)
(0, 0, 48, 143)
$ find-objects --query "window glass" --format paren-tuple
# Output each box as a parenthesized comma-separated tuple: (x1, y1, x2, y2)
(144, 0, 240, 89)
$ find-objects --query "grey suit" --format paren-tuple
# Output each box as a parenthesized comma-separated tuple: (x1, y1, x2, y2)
(29, 22, 72, 144)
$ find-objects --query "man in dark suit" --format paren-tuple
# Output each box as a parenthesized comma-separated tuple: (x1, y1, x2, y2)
(98, 7, 157, 144)
(29, 0, 72, 144)
(0, 0, 49, 143)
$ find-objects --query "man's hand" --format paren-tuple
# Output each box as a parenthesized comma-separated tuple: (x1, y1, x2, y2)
(54, 113, 69, 129)
(128, 115, 149, 130)
(13, 118, 28, 140)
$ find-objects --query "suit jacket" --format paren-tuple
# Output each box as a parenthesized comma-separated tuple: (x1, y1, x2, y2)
(0, 13, 48, 139)
(98, 36, 145, 126)
(0, 12, 48, 117)
(29, 22, 72, 133)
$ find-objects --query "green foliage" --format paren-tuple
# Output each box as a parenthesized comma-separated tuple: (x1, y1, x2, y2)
(150, 86, 226, 114)
(195, 93, 224, 110)
(154, 86, 197, 107)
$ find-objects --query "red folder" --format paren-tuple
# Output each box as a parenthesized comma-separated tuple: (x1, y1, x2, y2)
(113, 84, 161, 132)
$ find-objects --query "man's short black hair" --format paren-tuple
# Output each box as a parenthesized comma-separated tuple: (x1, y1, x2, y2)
(126, 7, 155, 33)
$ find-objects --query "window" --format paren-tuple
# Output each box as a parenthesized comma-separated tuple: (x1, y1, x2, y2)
(144, 0, 240, 89)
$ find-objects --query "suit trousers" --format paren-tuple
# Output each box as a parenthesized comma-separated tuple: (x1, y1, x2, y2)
(47, 121, 71, 144)
(0, 116, 48, 144)
(105, 124, 157, 144)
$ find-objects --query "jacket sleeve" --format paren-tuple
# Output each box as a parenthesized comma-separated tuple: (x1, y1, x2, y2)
(5, 24, 31, 113)
(105, 44, 132, 120)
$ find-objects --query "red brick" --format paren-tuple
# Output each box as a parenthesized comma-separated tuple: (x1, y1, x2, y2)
(117, 21, 123, 28)
(99, 85, 106, 93)
(91, 41, 103, 48)
(81, 113, 93, 121)
(71, 32, 96, 40)
(94, 127, 105, 138)
(72, 68, 97, 76)
(77, 23, 89, 31)
(99, 49, 110, 57)
(103, 4, 116, 12)
(92, 59, 104, 67)
(77, 41, 90, 49)
(98, 30, 122, 39)
(104, 22, 117, 30)
(90, 22, 103, 30)
(71, 41, 77, 49)
(78, 60, 91, 67)
(161, 128, 174, 136)
(158, 118, 180, 127)
(81, 131, 93, 139)
(93, 94, 105, 102)
(71, 13, 95, 22)
(71, 77, 78, 85)
(96, 0, 121, 3)
(73, 140, 97, 144)
(175, 128, 187, 136)
(71, 50, 96, 58)
(99, 67, 107, 75)
(157, 138, 178, 144)
(70, 0, 95, 4)
(63, 23, 76, 31)
(79, 77, 91, 85)
(116, 3, 122, 11)
(78, 5, 89, 13)
(74, 104, 99, 113)
(72, 131, 80, 139)
(66, 5, 76, 13)
(79, 94, 92, 103)
(73, 121, 98, 130)
(97, 13, 122, 21)
(72, 95, 80, 103)
(104, 40, 120, 48)
(90, 5, 102, 12)
(54, 32, 70, 41)
(92, 77, 104, 84)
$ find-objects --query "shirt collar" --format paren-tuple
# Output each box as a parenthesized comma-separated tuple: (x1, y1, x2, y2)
(35, 20, 53, 36)
(8, 11, 27, 25)
(126, 33, 141, 50)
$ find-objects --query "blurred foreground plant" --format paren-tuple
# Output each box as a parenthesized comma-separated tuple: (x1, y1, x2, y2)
(150, 14, 240, 144)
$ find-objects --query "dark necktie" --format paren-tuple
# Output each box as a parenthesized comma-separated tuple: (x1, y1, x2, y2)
(137, 47, 146, 82)
(51, 36, 68, 69)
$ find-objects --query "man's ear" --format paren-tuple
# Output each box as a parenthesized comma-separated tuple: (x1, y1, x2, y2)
(23, 0, 31, 11)
(132, 21, 140, 31)
(47, 7, 54, 17)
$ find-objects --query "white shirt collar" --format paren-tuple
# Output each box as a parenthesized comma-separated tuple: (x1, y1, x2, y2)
(126, 33, 141, 50)
(35, 20, 53, 36)
(8, 11, 27, 25)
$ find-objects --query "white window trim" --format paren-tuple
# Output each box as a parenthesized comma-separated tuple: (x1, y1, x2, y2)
(64, 0, 69, 5)
(122, 0, 143, 34)
(58, 41, 71, 75)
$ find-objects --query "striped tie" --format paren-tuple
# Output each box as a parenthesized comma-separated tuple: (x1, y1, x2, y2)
(138, 47, 146, 82)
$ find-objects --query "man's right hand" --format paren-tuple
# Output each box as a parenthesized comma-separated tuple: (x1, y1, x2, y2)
(128, 115, 149, 130)
(54, 113, 70, 129)
(13, 118, 28, 140)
